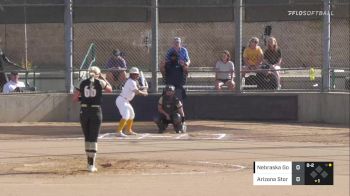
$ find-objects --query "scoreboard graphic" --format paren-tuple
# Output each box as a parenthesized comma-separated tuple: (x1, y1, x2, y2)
(253, 161, 334, 185)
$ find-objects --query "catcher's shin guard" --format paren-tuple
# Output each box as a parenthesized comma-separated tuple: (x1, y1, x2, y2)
(174, 122, 186, 133)
(172, 113, 182, 133)
(157, 121, 168, 133)
(172, 113, 182, 125)
(154, 116, 168, 133)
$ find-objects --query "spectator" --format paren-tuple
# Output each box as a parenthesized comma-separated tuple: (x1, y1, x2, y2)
(104, 49, 127, 89)
(0, 38, 18, 92)
(215, 50, 235, 91)
(161, 37, 190, 75)
(263, 36, 282, 89)
(2, 71, 25, 94)
(160, 37, 190, 100)
(243, 37, 263, 75)
(154, 85, 186, 134)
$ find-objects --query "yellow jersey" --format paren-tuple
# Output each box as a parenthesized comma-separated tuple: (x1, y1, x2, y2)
(243, 46, 263, 65)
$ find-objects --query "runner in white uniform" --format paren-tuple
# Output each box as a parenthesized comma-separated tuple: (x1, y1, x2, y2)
(116, 67, 148, 137)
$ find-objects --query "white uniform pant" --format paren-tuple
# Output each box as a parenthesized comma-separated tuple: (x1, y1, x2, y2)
(116, 96, 135, 120)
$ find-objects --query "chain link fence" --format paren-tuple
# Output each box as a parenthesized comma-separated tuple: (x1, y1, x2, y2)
(158, 22, 234, 91)
(242, 19, 324, 91)
(0, 0, 349, 94)
(0, 0, 65, 93)
(73, 22, 152, 89)
(330, 17, 350, 91)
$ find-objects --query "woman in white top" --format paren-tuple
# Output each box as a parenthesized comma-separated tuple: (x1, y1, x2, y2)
(115, 67, 148, 137)
(214, 50, 235, 91)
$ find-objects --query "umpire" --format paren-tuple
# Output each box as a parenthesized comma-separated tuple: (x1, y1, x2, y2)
(154, 85, 186, 133)
(163, 50, 187, 101)
(73, 66, 112, 172)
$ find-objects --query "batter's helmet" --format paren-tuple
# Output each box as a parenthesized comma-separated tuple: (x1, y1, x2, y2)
(129, 67, 140, 74)
(165, 85, 175, 92)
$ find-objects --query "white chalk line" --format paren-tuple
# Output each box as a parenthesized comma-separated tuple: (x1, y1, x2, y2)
(199, 133, 226, 140)
(111, 161, 245, 176)
(191, 161, 246, 171)
(98, 132, 227, 140)
(137, 133, 150, 140)
(21, 133, 234, 142)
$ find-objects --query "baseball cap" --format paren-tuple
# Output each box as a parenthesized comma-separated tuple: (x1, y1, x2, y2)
(113, 49, 121, 56)
(174, 37, 181, 43)
(11, 71, 19, 75)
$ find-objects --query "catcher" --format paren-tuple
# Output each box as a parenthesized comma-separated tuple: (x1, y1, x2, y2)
(154, 85, 186, 134)
(72, 66, 112, 172)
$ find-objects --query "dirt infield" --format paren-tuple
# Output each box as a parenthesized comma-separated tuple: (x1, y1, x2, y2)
(0, 121, 349, 196)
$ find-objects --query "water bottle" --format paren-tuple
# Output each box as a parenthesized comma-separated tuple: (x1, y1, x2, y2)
(309, 66, 315, 81)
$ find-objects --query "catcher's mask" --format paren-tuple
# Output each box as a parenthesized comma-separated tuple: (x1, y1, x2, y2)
(165, 85, 175, 92)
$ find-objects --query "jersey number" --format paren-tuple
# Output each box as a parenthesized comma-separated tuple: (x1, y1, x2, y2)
(84, 86, 96, 97)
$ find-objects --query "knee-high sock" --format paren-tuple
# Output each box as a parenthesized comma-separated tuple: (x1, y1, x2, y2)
(125, 119, 134, 131)
(85, 142, 97, 166)
(117, 119, 127, 132)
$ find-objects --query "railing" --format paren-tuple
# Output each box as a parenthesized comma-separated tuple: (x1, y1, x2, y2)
(78, 43, 97, 81)
(0, 66, 349, 94)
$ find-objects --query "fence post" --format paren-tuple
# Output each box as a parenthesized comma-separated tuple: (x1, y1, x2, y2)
(322, 0, 331, 92)
(64, 0, 73, 93)
(151, 0, 159, 93)
(234, 0, 242, 93)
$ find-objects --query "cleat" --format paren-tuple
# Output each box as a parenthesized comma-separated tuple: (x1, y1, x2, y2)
(124, 130, 137, 135)
(87, 165, 97, 172)
(116, 132, 127, 137)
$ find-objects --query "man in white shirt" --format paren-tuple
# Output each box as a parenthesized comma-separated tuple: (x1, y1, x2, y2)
(2, 71, 25, 94)
(115, 67, 148, 137)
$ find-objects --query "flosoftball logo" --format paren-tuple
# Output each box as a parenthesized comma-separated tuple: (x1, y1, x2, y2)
(288, 10, 334, 16)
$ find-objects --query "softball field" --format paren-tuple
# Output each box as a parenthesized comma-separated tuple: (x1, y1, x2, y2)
(0, 121, 349, 196)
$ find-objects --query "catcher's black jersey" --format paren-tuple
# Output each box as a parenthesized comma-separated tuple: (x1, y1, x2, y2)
(158, 95, 182, 114)
(78, 78, 104, 106)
